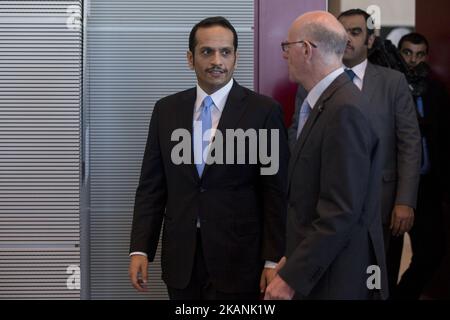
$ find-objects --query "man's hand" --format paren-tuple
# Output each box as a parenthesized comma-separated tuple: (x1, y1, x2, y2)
(129, 255, 149, 292)
(264, 257, 294, 300)
(260, 256, 287, 293)
(390, 204, 415, 236)
(264, 274, 295, 300)
(259, 268, 278, 294)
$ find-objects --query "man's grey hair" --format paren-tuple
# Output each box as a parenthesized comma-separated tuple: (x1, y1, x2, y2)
(301, 21, 347, 60)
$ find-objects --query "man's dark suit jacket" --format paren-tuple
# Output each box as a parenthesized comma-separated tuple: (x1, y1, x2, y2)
(279, 73, 388, 299)
(130, 81, 289, 293)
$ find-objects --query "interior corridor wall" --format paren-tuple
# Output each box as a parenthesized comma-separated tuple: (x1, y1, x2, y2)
(0, 1, 82, 299)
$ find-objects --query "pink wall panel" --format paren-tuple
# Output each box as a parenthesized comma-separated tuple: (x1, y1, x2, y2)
(255, 0, 327, 125)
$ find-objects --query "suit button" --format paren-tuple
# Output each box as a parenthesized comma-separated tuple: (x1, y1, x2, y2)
(200, 188, 206, 193)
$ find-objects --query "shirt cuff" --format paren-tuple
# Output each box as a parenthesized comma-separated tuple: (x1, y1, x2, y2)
(129, 251, 147, 257)
(264, 261, 277, 269)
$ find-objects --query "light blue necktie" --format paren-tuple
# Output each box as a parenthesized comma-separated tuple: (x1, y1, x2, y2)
(196, 96, 213, 176)
(296, 100, 311, 139)
(345, 68, 356, 82)
(416, 96, 430, 174)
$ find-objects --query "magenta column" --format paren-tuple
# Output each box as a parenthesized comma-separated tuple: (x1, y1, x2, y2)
(255, 0, 327, 125)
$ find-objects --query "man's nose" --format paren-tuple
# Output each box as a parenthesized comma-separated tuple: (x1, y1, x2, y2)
(211, 51, 222, 65)
(345, 32, 352, 42)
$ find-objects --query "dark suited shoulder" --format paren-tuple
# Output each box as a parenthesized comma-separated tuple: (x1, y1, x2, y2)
(153, 87, 196, 112)
(238, 86, 286, 121)
(369, 63, 407, 84)
(326, 80, 378, 145)
(367, 63, 412, 101)
(327, 77, 372, 119)
(333, 80, 366, 107)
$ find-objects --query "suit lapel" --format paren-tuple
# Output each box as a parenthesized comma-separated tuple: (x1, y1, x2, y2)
(287, 74, 350, 186)
(177, 88, 201, 182)
(362, 62, 380, 101)
(287, 104, 322, 182)
(201, 81, 248, 179)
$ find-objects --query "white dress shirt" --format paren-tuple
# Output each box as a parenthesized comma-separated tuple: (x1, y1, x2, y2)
(193, 78, 233, 134)
(344, 59, 368, 91)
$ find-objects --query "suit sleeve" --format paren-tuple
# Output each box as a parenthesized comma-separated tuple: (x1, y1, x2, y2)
(278, 105, 376, 296)
(259, 102, 289, 262)
(129, 102, 167, 261)
(394, 74, 421, 207)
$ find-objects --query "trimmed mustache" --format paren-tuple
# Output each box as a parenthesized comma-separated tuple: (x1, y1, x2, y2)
(207, 67, 226, 73)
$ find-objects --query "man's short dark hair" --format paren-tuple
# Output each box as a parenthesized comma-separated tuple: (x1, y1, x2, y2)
(189, 16, 238, 53)
(338, 8, 375, 38)
(398, 32, 429, 53)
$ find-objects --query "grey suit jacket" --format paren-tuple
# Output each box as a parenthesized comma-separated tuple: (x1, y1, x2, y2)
(289, 63, 421, 224)
(280, 74, 388, 299)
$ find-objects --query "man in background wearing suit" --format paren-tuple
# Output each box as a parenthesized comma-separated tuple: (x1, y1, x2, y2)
(394, 33, 450, 299)
(337, 9, 422, 295)
(128, 16, 288, 300)
(265, 11, 387, 300)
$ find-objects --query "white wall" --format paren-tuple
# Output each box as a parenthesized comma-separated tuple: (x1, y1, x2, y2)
(340, 0, 415, 26)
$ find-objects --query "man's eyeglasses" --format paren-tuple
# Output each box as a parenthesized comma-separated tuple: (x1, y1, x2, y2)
(281, 40, 317, 52)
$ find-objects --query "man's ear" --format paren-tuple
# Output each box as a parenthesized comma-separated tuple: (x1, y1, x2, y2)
(234, 50, 239, 69)
(367, 34, 376, 50)
(304, 42, 314, 61)
(187, 50, 194, 70)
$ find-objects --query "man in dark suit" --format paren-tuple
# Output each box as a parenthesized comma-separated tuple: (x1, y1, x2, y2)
(265, 11, 387, 300)
(128, 16, 288, 300)
(289, 9, 421, 294)
(393, 33, 450, 299)
(337, 9, 421, 295)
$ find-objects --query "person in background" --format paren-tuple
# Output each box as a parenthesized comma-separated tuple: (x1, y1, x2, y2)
(337, 9, 421, 296)
(393, 32, 450, 299)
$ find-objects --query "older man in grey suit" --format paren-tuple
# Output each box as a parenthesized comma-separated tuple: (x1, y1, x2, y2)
(289, 9, 421, 294)
(265, 11, 387, 300)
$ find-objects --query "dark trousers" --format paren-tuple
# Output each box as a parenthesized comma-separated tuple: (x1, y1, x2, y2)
(392, 175, 445, 299)
(167, 229, 260, 300)
(386, 231, 404, 297)
(422, 199, 450, 298)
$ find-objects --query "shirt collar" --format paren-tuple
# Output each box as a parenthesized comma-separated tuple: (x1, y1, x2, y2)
(345, 59, 368, 82)
(195, 78, 234, 113)
(306, 67, 344, 109)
